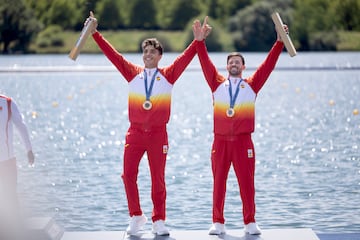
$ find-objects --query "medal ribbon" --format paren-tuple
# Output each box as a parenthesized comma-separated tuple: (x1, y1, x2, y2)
(144, 69, 159, 101)
(228, 78, 243, 109)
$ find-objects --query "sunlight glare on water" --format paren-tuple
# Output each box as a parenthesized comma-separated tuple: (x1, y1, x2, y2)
(0, 52, 359, 233)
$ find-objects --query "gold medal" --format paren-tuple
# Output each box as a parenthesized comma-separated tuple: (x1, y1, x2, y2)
(143, 100, 152, 110)
(227, 78, 242, 119)
(226, 108, 235, 117)
(143, 69, 158, 111)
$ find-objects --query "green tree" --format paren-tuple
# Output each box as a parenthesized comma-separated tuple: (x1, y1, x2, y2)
(229, 0, 292, 51)
(24, 0, 51, 25)
(95, 0, 124, 30)
(156, 0, 177, 29)
(330, 0, 360, 31)
(0, 0, 42, 53)
(25, 0, 95, 31)
(292, 0, 338, 50)
(128, 0, 157, 29)
(167, 0, 201, 30)
(43, 0, 80, 30)
(208, 0, 252, 25)
(80, 0, 97, 19)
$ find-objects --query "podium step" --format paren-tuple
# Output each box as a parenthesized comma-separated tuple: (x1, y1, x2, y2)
(62, 228, 319, 240)
(26, 217, 64, 240)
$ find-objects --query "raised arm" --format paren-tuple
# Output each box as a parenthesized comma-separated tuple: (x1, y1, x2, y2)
(192, 16, 212, 41)
(85, 12, 141, 81)
(247, 25, 287, 93)
(193, 17, 224, 92)
(160, 17, 211, 83)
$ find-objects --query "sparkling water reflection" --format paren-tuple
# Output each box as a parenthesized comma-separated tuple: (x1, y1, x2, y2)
(0, 52, 359, 234)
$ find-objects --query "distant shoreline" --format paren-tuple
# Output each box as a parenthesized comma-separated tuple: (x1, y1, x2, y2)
(23, 30, 360, 54)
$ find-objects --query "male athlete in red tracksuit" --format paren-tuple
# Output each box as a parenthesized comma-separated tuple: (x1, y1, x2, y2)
(193, 17, 286, 235)
(88, 13, 204, 236)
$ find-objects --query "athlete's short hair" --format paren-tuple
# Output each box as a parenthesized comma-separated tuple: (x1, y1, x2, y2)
(227, 52, 245, 65)
(142, 38, 163, 55)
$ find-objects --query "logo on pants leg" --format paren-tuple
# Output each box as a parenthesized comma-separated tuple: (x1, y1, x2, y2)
(163, 145, 168, 154)
(247, 149, 253, 158)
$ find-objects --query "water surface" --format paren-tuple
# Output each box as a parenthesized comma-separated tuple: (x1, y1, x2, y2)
(0, 52, 359, 233)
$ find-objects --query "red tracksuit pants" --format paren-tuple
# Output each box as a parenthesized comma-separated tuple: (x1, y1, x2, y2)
(121, 124, 168, 222)
(211, 134, 256, 225)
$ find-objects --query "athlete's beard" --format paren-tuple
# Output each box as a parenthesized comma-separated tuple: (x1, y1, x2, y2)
(229, 67, 241, 77)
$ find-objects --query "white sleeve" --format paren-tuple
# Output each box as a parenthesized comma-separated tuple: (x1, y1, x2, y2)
(11, 100, 33, 152)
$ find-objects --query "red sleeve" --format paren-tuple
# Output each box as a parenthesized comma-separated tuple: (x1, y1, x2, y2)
(196, 40, 226, 92)
(92, 32, 142, 81)
(159, 40, 198, 84)
(247, 41, 284, 93)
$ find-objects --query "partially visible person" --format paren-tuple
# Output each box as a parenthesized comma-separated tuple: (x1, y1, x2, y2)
(193, 17, 287, 235)
(0, 94, 35, 239)
(84, 12, 206, 236)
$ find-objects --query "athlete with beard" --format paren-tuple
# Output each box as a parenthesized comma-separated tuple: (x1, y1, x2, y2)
(193, 17, 288, 235)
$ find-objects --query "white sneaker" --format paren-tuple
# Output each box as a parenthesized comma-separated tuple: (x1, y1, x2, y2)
(152, 220, 170, 236)
(244, 222, 262, 235)
(126, 214, 147, 235)
(208, 222, 226, 235)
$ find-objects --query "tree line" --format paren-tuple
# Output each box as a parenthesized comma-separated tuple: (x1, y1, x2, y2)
(1, 0, 360, 53)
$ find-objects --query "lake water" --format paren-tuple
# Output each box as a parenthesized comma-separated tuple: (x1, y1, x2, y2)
(0, 51, 359, 234)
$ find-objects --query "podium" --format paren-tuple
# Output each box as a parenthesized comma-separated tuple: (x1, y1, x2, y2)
(26, 217, 64, 240)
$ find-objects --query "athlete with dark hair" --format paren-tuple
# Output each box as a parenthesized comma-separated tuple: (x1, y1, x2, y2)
(193, 17, 288, 235)
(85, 13, 207, 236)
